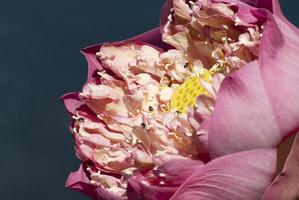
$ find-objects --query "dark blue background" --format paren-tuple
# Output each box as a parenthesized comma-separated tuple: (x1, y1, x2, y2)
(0, 0, 297, 199)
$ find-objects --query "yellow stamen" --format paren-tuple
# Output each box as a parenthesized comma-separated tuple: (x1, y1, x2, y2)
(170, 70, 211, 114)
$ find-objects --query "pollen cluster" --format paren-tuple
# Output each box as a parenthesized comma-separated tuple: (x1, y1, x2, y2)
(170, 70, 211, 113)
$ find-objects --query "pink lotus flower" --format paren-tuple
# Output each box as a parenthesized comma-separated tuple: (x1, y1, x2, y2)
(62, 0, 299, 199)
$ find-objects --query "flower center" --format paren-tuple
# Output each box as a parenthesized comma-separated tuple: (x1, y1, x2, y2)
(70, 0, 266, 196)
(170, 69, 212, 113)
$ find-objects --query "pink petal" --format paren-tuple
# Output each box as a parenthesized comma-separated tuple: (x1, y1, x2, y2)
(152, 159, 204, 186)
(160, 0, 172, 31)
(66, 164, 124, 200)
(82, 83, 120, 100)
(127, 179, 176, 200)
(208, 14, 299, 157)
(212, 0, 265, 23)
(240, 0, 274, 11)
(259, 15, 299, 138)
(188, 107, 211, 162)
(81, 44, 104, 82)
(241, 0, 297, 34)
(170, 148, 277, 200)
(262, 134, 299, 200)
(213, 0, 298, 30)
(172, 0, 192, 20)
(81, 28, 167, 82)
(61, 92, 83, 115)
(127, 159, 203, 200)
(213, 0, 276, 13)
(129, 28, 171, 50)
(209, 61, 279, 157)
(238, 0, 287, 22)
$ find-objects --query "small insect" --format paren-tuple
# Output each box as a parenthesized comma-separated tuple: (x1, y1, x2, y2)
(148, 106, 154, 112)
(176, 110, 182, 115)
(184, 62, 194, 72)
(77, 118, 84, 123)
(140, 123, 146, 128)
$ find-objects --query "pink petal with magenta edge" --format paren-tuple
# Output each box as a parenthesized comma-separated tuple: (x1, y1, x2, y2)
(66, 164, 124, 200)
(212, 0, 298, 31)
(212, 0, 279, 14)
(208, 10, 299, 157)
(216, 0, 278, 13)
(239, 0, 284, 19)
(152, 159, 204, 186)
(61, 92, 83, 116)
(170, 148, 277, 200)
(208, 60, 280, 157)
(127, 159, 203, 200)
(127, 179, 176, 200)
(262, 134, 299, 200)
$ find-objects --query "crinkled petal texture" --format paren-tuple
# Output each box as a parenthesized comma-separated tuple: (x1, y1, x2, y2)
(170, 148, 277, 200)
(80, 28, 169, 82)
(62, 28, 167, 112)
(66, 165, 124, 200)
(127, 159, 203, 200)
(62, 28, 170, 200)
(262, 134, 299, 200)
(208, 14, 299, 157)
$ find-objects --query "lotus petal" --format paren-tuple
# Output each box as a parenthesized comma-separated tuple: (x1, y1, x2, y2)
(170, 148, 277, 200)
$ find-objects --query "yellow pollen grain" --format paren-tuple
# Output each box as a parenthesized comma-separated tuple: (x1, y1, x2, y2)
(170, 70, 211, 114)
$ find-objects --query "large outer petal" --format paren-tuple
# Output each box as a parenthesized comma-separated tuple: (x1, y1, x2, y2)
(170, 148, 277, 200)
(152, 159, 204, 186)
(262, 134, 299, 200)
(212, 0, 280, 15)
(209, 60, 280, 156)
(259, 15, 299, 139)
(239, 0, 298, 28)
(127, 180, 176, 200)
(208, 13, 299, 157)
(213, 0, 299, 32)
(127, 159, 203, 200)
(240, 0, 299, 35)
(66, 165, 124, 200)
(239, 0, 278, 13)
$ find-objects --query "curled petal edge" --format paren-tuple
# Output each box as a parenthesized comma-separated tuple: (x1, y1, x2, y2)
(66, 164, 124, 200)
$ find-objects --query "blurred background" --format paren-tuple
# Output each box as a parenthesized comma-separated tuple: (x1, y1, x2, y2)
(0, 0, 298, 199)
